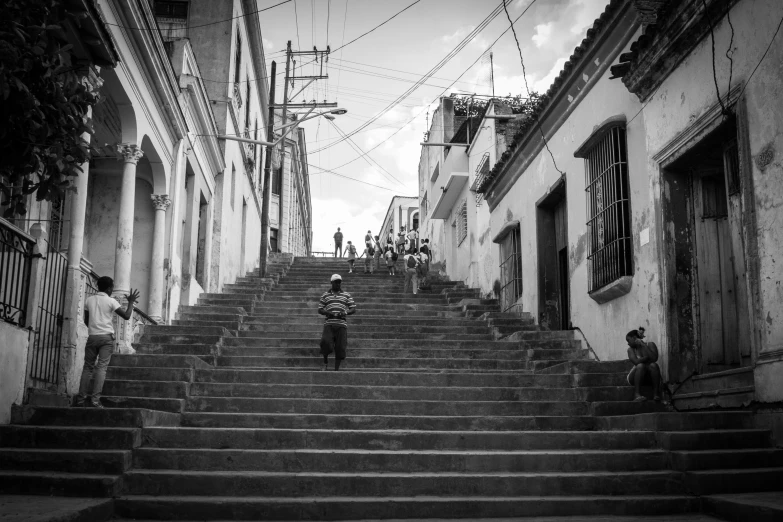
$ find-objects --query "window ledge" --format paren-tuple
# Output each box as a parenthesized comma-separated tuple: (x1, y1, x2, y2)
(589, 275, 633, 304)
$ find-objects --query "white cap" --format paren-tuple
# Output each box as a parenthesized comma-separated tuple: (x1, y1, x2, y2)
(330, 274, 342, 282)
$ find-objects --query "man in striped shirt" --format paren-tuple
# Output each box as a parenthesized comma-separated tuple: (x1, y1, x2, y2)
(318, 274, 356, 371)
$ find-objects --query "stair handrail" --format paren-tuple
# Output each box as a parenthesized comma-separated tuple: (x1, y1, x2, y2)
(570, 326, 600, 362)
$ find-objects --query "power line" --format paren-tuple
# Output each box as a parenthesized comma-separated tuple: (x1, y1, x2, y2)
(327, 120, 406, 186)
(293, 0, 302, 50)
(308, 164, 399, 192)
(312, 0, 540, 163)
(501, 0, 565, 176)
(310, 1, 508, 154)
(104, 0, 292, 31)
(332, 0, 422, 53)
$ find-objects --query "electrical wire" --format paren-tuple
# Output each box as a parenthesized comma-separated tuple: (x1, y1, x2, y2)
(501, 0, 565, 177)
(311, 0, 539, 164)
(335, 0, 349, 100)
(104, 0, 292, 31)
(327, 120, 406, 186)
(293, 0, 302, 50)
(309, 1, 509, 154)
(308, 164, 398, 192)
(332, 0, 422, 53)
(701, 0, 729, 115)
(737, 9, 783, 100)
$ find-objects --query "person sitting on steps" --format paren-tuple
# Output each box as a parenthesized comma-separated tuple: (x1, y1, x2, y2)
(626, 328, 662, 402)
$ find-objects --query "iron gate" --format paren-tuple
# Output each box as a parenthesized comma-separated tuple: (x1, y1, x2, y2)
(30, 243, 67, 384)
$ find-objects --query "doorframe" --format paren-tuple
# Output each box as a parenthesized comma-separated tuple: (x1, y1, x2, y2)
(652, 85, 760, 379)
(535, 175, 568, 330)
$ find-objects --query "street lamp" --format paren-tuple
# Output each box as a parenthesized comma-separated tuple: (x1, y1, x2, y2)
(218, 108, 347, 147)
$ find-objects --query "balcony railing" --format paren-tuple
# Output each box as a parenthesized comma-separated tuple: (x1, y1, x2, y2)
(0, 217, 34, 327)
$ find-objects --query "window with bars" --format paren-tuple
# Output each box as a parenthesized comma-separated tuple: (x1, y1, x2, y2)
(454, 199, 468, 246)
(271, 166, 282, 196)
(583, 125, 633, 293)
(49, 196, 65, 251)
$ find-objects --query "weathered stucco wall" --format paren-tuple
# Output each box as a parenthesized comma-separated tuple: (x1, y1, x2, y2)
(639, 0, 783, 399)
(0, 322, 30, 424)
(489, 48, 649, 364)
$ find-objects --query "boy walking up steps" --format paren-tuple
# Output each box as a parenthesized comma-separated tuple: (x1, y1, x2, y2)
(75, 276, 139, 408)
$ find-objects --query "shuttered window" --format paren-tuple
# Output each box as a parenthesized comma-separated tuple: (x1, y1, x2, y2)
(454, 199, 468, 246)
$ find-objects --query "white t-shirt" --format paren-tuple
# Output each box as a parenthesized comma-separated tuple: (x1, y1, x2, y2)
(85, 292, 122, 336)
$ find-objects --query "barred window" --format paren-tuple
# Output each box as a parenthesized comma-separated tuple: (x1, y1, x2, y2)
(583, 125, 632, 292)
(454, 199, 467, 246)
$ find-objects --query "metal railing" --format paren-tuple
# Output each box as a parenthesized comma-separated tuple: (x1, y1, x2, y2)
(30, 240, 67, 384)
(0, 217, 34, 327)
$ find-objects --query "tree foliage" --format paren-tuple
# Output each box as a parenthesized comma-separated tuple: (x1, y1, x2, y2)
(0, 0, 100, 219)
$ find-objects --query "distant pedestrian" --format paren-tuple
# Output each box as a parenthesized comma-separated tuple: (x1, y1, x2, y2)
(76, 277, 139, 408)
(364, 230, 373, 250)
(407, 227, 419, 253)
(385, 247, 396, 275)
(396, 226, 407, 254)
(333, 227, 344, 257)
(346, 241, 357, 273)
(318, 274, 356, 371)
(387, 227, 395, 248)
(420, 239, 430, 257)
(403, 251, 420, 295)
(373, 236, 382, 272)
(417, 250, 429, 288)
(363, 245, 374, 274)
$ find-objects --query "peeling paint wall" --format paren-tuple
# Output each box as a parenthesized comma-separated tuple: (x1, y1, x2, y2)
(488, 32, 656, 364)
(639, 0, 783, 400)
(0, 322, 30, 424)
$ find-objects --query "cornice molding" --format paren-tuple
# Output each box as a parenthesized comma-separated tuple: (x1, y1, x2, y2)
(621, 0, 740, 102)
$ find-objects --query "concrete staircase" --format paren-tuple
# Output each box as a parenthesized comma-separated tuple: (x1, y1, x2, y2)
(1, 255, 782, 520)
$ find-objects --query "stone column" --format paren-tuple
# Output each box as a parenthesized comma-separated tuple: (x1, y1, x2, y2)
(113, 144, 144, 296)
(148, 194, 171, 322)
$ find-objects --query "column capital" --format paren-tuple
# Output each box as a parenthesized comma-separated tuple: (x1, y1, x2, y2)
(151, 194, 172, 211)
(116, 144, 144, 164)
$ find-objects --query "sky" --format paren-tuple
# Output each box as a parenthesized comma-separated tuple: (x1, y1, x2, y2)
(258, 0, 609, 254)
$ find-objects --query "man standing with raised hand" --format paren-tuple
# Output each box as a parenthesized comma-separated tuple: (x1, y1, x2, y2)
(318, 274, 356, 371)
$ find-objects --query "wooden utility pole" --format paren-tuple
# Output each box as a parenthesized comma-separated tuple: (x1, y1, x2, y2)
(259, 60, 276, 277)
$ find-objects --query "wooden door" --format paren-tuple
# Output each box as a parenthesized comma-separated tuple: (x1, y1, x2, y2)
(693, 168, 739, 366)
(554, 200, 569, 329)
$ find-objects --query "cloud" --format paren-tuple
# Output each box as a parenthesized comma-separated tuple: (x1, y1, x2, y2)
(440, 26, 489, 53)
(532, 23, 553, 48)
(262, 37, 275, 51)
(531, 57, 568, 93)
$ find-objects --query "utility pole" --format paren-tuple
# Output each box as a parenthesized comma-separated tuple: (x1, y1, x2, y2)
(260, 42, 336, 275)
(259, 61, 276, 277)
(490, 52, 495, 98)
(277, 41, 292, 247)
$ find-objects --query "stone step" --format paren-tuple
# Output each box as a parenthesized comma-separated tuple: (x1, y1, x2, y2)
(685, 467, 783, 495)
(248, 308, 465, 318)
(185, 397, 591, 416)
(192, 368, 573, 388)
(240, 324, 492, 335)
(177, 413, 596, 431)
(99, 395, 186, 413)
(232, 331, 494, 341)
(703, 492, 783, 522)
(109, 354, 213, 369)
(0, 495, 115, 522)
(102, 380, 189, 399)
(251, 301, 458, 312)
(10, 406, 180, 428)
(242, 315, 489, 327)
(0, 425, 141, 449)
(670, 448, 783, 470)
(214, 356, 532, 371)
(221, 338, 536, 350)
(0, 448, 131, 474)
(132, 448, 668, 473)
(186, 382, 633, 402)
(123, 469, 684, 497)
(107, 366, 195, 382)
(113, 494, 700, 520)
(0, 470, 122, 497)
(137, 334, 224, 344)
(658, 429, 772, 450)
(596, 412, 755, 432)
(218, 347, 581, 362)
